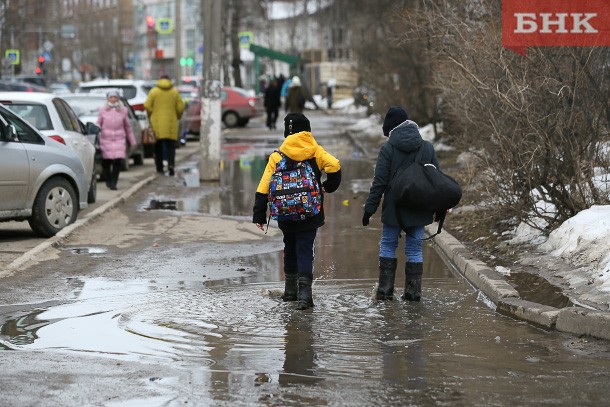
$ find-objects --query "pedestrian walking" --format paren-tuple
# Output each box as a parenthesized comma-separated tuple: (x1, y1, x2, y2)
(264, 79, 281, 130)
(280, 76, 292, 112)
(253, 113, 342, 310)
(285, 76, 307, 114)
(362, 106, 441, 302)
(96, 90, 137, 191)
(144, 75, 185, 176)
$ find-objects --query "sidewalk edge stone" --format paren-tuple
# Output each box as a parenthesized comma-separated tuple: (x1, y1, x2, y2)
(425, 225, 610, 341)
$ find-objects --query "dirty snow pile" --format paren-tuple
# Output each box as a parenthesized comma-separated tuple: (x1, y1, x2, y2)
(339, 104, 610, 296)
(518, 206, 610, 293)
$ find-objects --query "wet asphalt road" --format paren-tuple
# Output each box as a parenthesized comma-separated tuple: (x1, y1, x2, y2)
(1, 111, 610, 406)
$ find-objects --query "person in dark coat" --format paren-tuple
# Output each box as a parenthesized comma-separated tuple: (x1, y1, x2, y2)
(264, 79, 281, 130)
(362, 106, 440, 302)
(253, 113, 342, 310)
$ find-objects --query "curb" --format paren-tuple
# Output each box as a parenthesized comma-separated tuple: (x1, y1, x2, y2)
(428, 225, 610, 341)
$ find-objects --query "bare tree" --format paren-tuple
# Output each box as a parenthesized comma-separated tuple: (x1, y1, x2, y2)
(407, 0, 610, 231)
(333, 0, 440, 130)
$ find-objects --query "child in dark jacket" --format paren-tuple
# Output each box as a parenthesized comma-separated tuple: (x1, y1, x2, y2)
(253, 113, 341, 310)
(362, 106, 440, 302)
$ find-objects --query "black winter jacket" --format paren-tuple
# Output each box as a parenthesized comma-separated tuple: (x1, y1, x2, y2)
(364, 120, 440, 228)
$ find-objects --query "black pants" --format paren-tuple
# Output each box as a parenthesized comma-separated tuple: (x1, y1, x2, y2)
(101, 158, 122, 187)
(282, 228, 317, 276)
(154, 139, 176, 173)
(266, 108, 279, 129)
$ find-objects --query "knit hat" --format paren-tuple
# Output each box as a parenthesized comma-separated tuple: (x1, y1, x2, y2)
(382, 106, 409, 136)
(284, 112, 311, 137)
(106, 89, 120, 98)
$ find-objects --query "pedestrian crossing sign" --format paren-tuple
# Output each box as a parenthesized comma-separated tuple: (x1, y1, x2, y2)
(5, 49, 20, 65)
(156, 18, 173, 34)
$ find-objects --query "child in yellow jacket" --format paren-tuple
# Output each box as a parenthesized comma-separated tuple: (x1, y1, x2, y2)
(253, 113, 341, 310)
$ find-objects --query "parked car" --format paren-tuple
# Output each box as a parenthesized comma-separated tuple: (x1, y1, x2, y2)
(0, 79, 47, 93)
(186, 86, 264, 135)
(0, 104, 89, 237)
(0, 92, 98, 204)
(176, 86, 199, 144)
(62, 93, 145, 173)
(75, 79, 149, 113)
(49, 82, 72, 95)
(13, 75, 47, 89)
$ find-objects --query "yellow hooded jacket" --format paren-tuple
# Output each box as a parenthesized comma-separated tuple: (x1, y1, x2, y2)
(144, 78, 185, 141)
(253, 131, 341, 233)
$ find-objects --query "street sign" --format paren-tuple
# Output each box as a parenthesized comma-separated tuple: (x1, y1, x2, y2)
(5, 49, 20, 65)
(238, 31, 253, 49)
(156, 18, 173, 34)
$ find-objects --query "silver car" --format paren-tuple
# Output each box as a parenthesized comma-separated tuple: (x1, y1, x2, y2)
(0, 104, 89, 237)
(0, 91, 98, 204)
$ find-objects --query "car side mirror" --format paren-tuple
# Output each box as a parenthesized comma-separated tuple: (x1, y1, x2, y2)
(85, 122, 100, 135)
(0, 124, 18, 141)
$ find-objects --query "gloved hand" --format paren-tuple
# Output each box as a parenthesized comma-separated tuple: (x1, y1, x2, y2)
(362, 211, 373, 226)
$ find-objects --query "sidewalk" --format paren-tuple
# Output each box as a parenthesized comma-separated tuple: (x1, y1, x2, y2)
(0, 142, 200, 278)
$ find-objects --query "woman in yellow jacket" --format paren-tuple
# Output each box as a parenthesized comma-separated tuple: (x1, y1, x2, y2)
(144, 75, 185, 176)
(253, 113, 341, 310)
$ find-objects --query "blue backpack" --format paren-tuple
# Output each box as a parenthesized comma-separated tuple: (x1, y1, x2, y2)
(268, 151, 322, 221)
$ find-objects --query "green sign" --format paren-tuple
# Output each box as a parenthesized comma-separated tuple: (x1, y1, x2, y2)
(5, 49, 20, 65)
(156, 18, 173, 34)
(238, 31, 253, 49)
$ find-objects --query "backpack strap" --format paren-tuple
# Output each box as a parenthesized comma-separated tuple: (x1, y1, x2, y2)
(390, 143, 425, 181)
(396, 208, 444, 241)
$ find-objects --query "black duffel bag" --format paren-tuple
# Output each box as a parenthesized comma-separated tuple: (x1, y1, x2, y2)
(389, 143, 462, 237)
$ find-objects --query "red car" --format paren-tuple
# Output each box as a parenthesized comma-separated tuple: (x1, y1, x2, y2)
(186, 86, 263, 135)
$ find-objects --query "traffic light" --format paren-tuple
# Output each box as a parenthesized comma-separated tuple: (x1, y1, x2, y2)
(146, 15, 154, 28)
(36, 55, 45, 75)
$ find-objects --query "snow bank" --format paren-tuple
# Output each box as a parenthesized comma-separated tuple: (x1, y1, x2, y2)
(540, 205, 610, 291)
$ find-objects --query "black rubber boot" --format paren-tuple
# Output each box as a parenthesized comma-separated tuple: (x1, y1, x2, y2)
(376, 257, 397, 300)
(296, 274, 314, 310)
(281, 272, 298, 302)
(102, 166, 111, 188)
(109, 164, 120, 190)
(402, 262, 423, 302)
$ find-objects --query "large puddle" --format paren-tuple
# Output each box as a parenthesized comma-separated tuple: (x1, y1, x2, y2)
(1, 130, 606, 405)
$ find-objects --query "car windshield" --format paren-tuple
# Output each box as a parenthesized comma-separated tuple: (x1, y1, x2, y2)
(2, 103, 53, 131)
(78, 85, 137, 99)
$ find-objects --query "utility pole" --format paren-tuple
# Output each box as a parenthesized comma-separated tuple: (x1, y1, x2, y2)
(174, 0, 181, 80)
(199, 0, 222, 181)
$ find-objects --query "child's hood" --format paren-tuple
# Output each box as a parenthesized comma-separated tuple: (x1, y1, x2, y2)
(279, 131, 318, 161)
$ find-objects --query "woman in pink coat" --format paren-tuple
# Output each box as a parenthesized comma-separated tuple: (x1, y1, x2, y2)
(97, 90, 137, 190)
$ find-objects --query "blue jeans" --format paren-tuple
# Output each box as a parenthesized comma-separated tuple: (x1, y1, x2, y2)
(379, 223, 424, 262)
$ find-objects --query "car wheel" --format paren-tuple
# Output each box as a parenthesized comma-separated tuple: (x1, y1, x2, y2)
(223, 111, 240, 128)
(28, 177, 78, 237)
(133, 153, 144, 166)
(87, 169, 97, 204)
